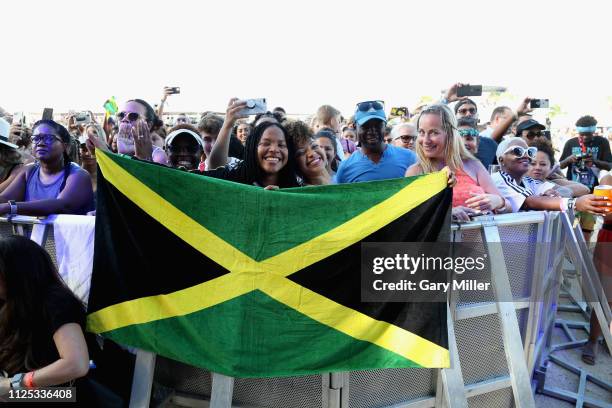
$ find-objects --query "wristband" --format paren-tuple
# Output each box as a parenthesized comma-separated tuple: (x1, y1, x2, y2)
(23, 371, 35, 389)
(560, 198, 569, 212)
(10, 373, 24, 390)
(7, 200, 17, 216)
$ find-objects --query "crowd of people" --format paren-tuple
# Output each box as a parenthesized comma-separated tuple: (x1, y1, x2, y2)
(0, 82, 611, 401)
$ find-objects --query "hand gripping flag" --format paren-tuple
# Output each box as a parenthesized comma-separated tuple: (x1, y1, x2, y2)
(87, 150, 452, 377)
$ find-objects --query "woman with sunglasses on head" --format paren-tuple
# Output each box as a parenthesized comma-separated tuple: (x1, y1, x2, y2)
(493, 138, 609, 213)
(406, 104, 510, 222)
(0, 120, 94, 216)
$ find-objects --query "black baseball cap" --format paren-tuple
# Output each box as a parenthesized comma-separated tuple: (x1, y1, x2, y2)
(454, 99, 478, 114)
(516, 119, 545, 134)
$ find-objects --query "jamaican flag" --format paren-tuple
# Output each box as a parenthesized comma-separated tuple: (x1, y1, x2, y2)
(87, 150, 452, 377)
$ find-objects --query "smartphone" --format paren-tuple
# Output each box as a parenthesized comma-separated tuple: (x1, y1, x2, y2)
(456, 85, 483, 97)
(74, 111, 92, 126)
(13, 112, 25, 126)
(530, 99, 549, 109)
(42, 108, 53, 121)
(239, 98, 267, 116)
(166, 87, 180, 94)
(390, 107, 409, 117)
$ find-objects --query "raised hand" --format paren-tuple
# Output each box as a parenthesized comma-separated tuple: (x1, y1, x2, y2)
(132, 119, 153, 161)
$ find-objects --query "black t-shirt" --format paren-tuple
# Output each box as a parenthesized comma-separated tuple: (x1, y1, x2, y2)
(195, 162, 251, 184)
(560, 136, 612, 188)
(193, 161, 303, 187)
(29, 287, 86, 371)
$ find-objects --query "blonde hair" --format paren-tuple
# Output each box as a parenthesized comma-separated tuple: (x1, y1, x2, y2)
(415, 104, 475, 173)
(315, 105, 340, 127)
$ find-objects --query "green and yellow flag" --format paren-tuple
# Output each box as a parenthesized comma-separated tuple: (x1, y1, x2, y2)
(87, 150, 452, 377)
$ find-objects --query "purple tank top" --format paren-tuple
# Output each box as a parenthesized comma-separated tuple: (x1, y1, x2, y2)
(24, 162, 93, 215)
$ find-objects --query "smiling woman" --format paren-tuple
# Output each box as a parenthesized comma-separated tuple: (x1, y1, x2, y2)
(194, 121, 301, 188)
(492, 138, 610, 214)
(405, 104, 510, 221)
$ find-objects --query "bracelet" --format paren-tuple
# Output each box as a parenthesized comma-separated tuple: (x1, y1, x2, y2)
(23, 371, 35, 389)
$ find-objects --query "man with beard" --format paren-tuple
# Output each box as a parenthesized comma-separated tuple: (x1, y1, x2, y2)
(442, 83, 532, 168)
(334, 101, 416, 183)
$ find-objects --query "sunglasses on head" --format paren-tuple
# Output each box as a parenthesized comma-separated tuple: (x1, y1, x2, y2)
(458, 128, 480, 138)
(357, 100, 384, 112)
(117, 111, 143, 122)
(503, 145, 537, 160)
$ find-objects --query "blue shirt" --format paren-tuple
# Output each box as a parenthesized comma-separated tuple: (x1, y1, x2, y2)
(477, 129, 498, 169)
(334, 145, 417, 183)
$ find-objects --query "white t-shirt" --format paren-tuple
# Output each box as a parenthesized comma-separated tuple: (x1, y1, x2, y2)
(492, 171, 556, 212)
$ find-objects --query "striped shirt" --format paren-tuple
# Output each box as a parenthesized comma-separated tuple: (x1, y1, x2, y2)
(492, 170, 556, 212)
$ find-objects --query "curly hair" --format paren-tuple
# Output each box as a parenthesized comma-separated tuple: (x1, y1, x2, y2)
(528, 138, 556, 165)
(575, 115, 597, 128)
(284, 120, 314, 149)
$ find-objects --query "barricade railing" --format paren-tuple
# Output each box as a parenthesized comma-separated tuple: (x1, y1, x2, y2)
(1, 211, 609, 408)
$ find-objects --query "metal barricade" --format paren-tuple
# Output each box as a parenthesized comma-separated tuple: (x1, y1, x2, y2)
(147, 212, 550, 408)
(1, 211, 607, 408)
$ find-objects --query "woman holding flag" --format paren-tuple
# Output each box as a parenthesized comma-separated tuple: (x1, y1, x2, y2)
(405, 104, 510, 221)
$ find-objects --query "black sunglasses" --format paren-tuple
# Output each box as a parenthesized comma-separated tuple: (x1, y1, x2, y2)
(357, 100, 384, 112)
(399, 135, 416, 142)
(117, 111, 143, 122)
(526, 131, 542, 139)
(457, 107, 477, 115)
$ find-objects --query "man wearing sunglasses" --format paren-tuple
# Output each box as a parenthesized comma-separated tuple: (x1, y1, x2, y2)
(450, 99, 498, 169)
(334, 101, 416, 184)
(390, 123, 416, 151)
(516, 119, 546, 144)
(492, 138, 610, 214)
